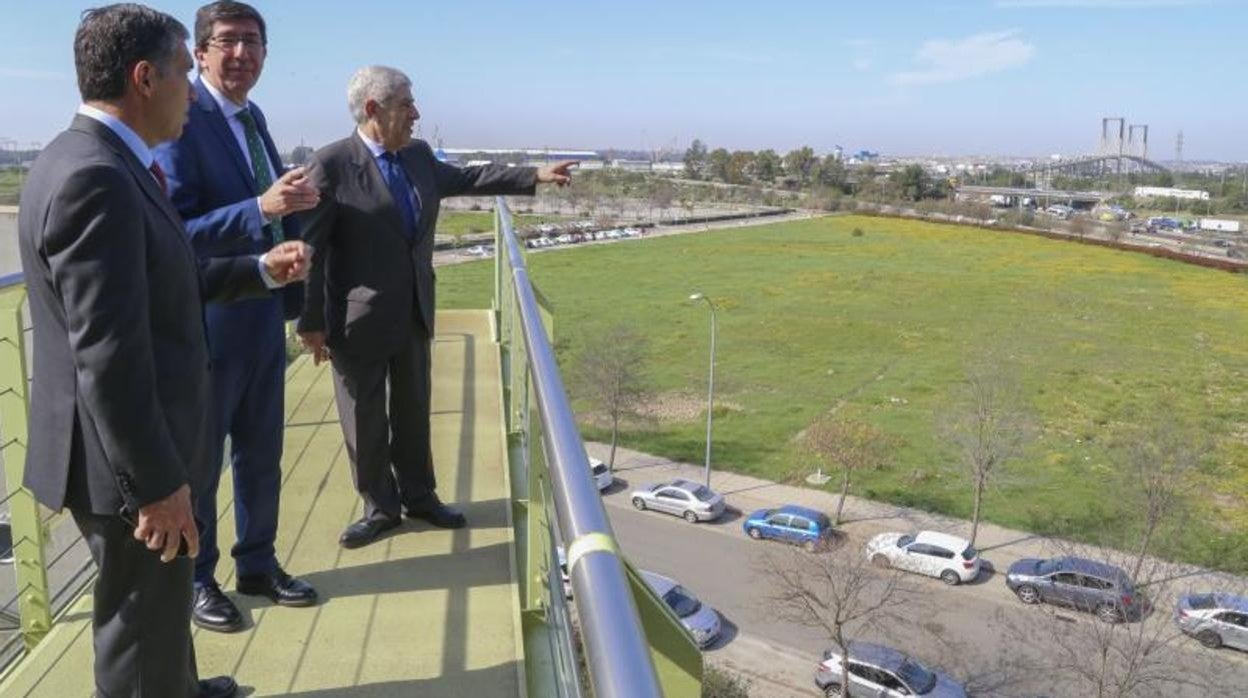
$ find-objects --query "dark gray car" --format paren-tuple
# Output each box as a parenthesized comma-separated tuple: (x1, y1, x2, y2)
(1005, 556, 1142, 623)
(814, 642, 968, 697)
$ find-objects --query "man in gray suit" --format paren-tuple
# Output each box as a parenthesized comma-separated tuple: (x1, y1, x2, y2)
(297, 65, 574, 548)
(18, 5, 308, 696)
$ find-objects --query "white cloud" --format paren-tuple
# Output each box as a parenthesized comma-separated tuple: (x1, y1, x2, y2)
(888, 30, 1034, 86)
(0, 67, 69, 81)
(996, 0, 1206, 7)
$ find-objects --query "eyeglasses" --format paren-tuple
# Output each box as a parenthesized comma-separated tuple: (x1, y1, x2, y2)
(207, 34, 265, 51)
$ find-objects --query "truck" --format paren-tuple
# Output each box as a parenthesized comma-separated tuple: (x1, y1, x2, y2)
(1198, 218, 1242, 233)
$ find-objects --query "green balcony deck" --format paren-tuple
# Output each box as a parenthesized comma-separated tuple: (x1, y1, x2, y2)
(0, 309, 524, 697)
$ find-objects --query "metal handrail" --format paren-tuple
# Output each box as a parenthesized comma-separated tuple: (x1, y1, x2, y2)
(496, 197, 662, 698)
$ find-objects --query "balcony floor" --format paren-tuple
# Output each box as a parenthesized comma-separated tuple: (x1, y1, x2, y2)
(0, 310, 522, 697)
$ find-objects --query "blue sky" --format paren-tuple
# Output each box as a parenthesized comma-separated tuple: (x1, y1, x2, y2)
(1, 0, 1244, 159)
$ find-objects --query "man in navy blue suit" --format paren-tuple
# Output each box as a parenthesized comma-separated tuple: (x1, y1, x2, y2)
(155, 1, 318, 633)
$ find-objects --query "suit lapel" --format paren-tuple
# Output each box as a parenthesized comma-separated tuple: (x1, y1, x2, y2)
(348, 133, 411, 244)
(195, 79, 257, 193)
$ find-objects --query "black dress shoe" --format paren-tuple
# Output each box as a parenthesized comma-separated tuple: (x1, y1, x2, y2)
(193, 582, 244, 633)
(339, 515, 401, 549)
(405, 494, 467, 529)
(197, 675, 238, 698)
(237, 566, 318, 607)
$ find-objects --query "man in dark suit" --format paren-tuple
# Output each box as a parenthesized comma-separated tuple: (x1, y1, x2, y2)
(297, 65, 574, 548)
(18, 5, 308, 696)
(155, 1, 318, 634)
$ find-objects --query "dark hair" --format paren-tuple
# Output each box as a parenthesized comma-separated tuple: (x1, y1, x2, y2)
(74, 4, 188, 102)
(194, 1, 267, 50)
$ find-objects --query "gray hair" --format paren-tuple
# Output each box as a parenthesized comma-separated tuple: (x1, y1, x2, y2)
(347, 66, 411, 124)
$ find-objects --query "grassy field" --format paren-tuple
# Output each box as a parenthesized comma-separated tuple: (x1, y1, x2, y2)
(437, 215, 1248, 572)
(436, 210, 568, 238)
(0, 169, 22, 205)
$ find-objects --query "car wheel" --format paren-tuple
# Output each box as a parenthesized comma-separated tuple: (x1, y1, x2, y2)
(631, 497, 646, 511)
(747, 527, 762, 540)
(1096, 603, 1122, 624)
(1015, 585, 1041, 605)
(871, 554, 890, 569)
(1196, 630, 1223, 649)
(940, 570, 961, 586)
(823, 684, 844, 697)
(683, 510, 698, 524)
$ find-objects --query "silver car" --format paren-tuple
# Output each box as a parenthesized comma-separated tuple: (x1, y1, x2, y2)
(630, 479, 725, 523)
(640, 570, 721, 649)
(815, 642, 968, 697)
(1176, 592, 1248, 651)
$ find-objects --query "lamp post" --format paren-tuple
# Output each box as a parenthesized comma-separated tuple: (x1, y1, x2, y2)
(689, 293, 717, 488)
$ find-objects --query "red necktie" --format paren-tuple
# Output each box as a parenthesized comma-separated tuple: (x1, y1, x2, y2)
(149, 161, 168, 197)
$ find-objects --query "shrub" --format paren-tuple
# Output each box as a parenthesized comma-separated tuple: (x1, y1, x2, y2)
(703, 665, 752, 698)
(852, 227, 865, 237)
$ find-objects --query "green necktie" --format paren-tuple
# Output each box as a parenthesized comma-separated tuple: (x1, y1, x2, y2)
(236, 108, 284, 245)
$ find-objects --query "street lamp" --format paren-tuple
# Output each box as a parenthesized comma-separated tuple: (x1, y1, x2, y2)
(689, 292, 717, 488)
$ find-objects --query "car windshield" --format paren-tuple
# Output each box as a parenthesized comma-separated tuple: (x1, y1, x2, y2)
(896, 659, 937, 694)
(664, 586, 702, 618)
(897, 534, 915, 547)
(1186, 594, 1219, 610)
(592, 463, 608, 475)
(689, 485, 716, 502)
(961, 546, 977, 561)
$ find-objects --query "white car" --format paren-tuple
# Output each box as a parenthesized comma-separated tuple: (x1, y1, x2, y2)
(589, 456, 614, 492)
(865, 531, 981, 585)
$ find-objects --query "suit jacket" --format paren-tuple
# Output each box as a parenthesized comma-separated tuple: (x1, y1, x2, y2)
(154, 79, 303, 358)
(18, 115, 268, 515)
(296, 134, 536, 359)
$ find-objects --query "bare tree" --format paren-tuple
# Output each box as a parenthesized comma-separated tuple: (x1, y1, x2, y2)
(803, 417, 892, 525)
(939, 364, 1034, 546)
(1115, 414, 1204, 580)
(569, 324, 651, 469)
(760, 542, 915, 697)
(1000, 542, 1241, 698)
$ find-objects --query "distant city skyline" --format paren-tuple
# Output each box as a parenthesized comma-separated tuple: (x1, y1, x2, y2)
(1, 0, 1244, 160)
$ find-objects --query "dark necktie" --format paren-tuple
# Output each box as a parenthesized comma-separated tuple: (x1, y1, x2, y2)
(235, 108, 284, 245)
(379, 152, 419, 240)
(149, 161, 168, 197)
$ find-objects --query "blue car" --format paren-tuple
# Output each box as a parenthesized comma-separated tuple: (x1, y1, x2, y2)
(743, 504, 834, 551)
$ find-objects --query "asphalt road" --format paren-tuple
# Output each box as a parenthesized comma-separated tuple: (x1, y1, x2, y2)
(600, 490, 1248, 697)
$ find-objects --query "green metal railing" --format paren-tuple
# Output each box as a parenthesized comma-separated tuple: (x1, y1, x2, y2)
(0, 279, 51, 653)
(493, 199, 703, 698)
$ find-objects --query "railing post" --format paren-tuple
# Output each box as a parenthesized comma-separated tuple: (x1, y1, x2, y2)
(0, 288, 53, 650)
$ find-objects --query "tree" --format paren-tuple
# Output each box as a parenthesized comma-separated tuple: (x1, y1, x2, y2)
(1114, 412, 1203, 579)
(783, 146, 817, 186)
(896, 164, 927, 202)
(1000, 542, 1239, 698)
(708, 148, 732, 183)
(727, 150, 753, 185)
(761, 542, 914, 698)
(649, 179, 675, 221)
(569, 324, 651, 469)
(684, 139, 708, 180)
(803, 416, 891, 525)
(753, 149, 781, 183)
(939, 363, 1034, 546)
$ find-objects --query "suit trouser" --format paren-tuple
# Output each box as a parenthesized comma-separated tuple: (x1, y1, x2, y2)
(194, 322, 285, 585)
(72, 509, 199, 698)
(330, 329, 436, 520)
